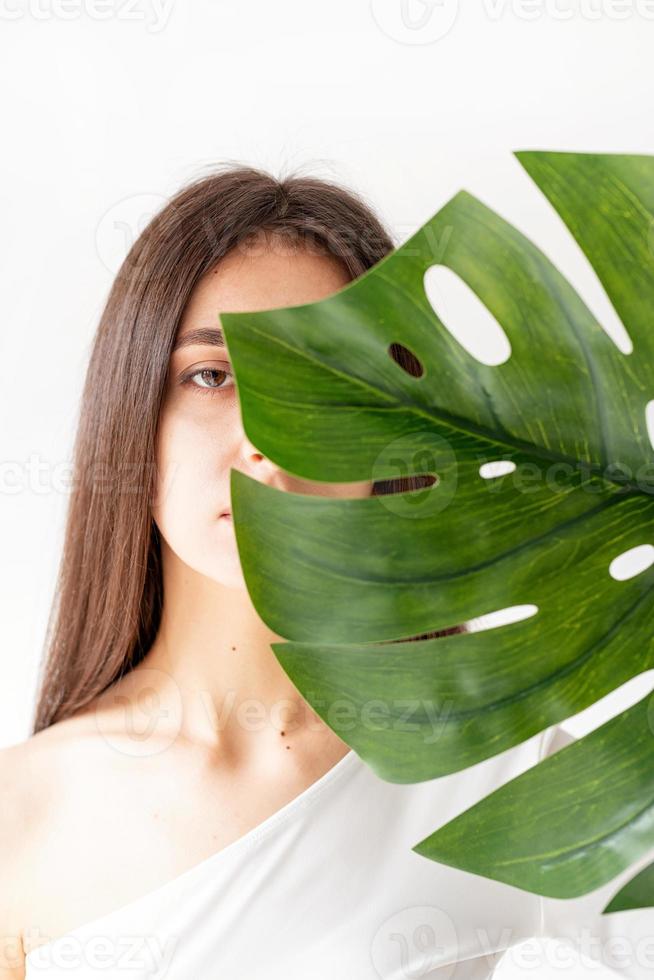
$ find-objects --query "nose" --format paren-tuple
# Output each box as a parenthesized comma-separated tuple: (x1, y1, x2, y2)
(240, 431, 277, 477)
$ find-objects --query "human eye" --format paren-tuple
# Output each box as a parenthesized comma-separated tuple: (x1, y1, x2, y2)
(179, 363, 235, 397)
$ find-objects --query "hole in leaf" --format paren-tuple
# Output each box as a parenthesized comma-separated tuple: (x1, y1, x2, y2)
(646, 401, 654, 451)
(424, 264, 511, 366)
(556, 246, 633, 354)
(388, 621, 468, 644)
(479, 460, 516, 479)
(465, 604, 538, 633)
(609, 544, 654, 582)
(372, 473, 438, 496)
(600, 315, 632, 355)
(388, 342, 424, 378)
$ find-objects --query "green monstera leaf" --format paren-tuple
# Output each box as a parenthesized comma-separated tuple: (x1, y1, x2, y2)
(413, 692, 654, 898)
(604, 858, 654, 913)
(219, 152, 654, 900)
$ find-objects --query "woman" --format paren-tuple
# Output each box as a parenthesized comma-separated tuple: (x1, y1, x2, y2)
(1, 166, 649, 979)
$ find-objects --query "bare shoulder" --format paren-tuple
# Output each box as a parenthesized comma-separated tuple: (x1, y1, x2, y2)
(0, 731, 57, 976)
(0, 682, 200, 966)
(1, 704, 131, 840)
(0, 730, 59, 879)
(0, 713, 108, 973)
(2, 710, 104, 806)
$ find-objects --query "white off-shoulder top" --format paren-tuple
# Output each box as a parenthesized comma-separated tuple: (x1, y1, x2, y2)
(24, 724, 653, 979)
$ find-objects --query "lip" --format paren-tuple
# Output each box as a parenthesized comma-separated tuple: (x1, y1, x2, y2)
(219, 512, 232, 520)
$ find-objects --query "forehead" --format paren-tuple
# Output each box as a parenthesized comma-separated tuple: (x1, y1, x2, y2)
(175, 243, 350, 343)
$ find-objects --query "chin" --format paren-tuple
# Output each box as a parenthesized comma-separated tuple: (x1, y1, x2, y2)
(220, 569, 249, 590)
(209, 555, 248, 591)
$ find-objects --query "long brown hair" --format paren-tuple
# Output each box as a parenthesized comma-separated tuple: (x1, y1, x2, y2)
(32, 163, 466, 735)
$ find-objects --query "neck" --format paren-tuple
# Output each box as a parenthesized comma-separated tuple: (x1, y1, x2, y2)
(124, 539, 334, 765)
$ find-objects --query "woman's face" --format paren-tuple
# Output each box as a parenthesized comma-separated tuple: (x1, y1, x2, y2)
(152, 235, 374, 589)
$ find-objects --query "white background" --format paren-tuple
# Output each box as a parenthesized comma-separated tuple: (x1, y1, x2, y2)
(0, 2, 652, 977)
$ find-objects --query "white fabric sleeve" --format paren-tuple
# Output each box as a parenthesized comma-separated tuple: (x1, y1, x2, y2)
(536, 724, 654, 980)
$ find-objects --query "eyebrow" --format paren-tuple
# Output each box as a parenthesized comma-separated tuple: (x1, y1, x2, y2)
(173, 327, 226, 352)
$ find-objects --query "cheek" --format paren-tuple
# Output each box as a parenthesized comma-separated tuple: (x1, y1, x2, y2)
(150, 395, 248, 587)
(152, 403, 233, 530)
